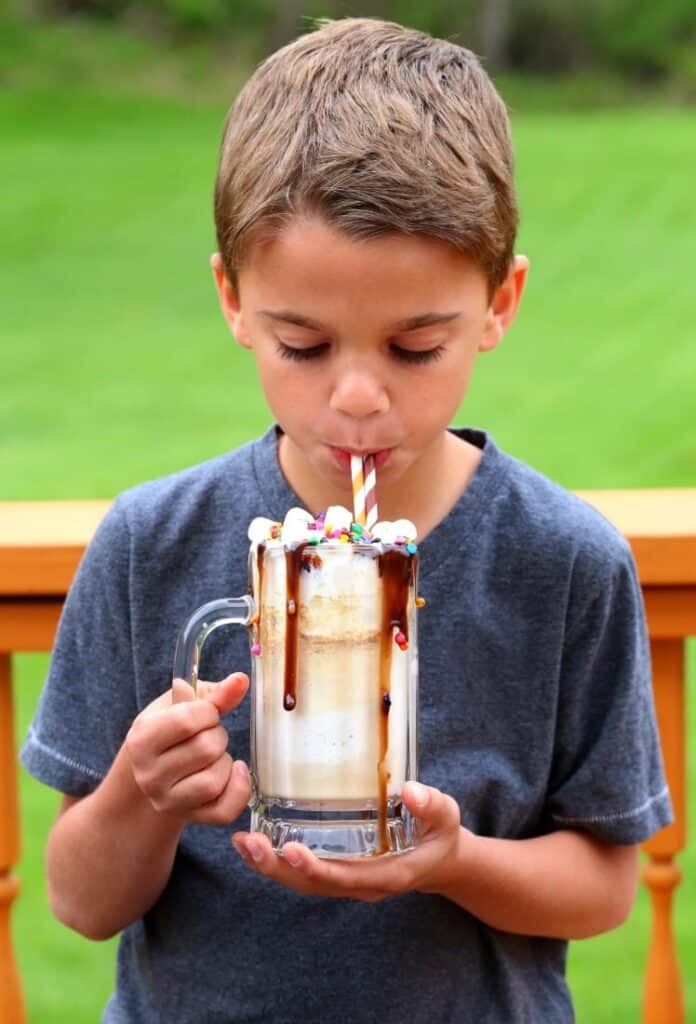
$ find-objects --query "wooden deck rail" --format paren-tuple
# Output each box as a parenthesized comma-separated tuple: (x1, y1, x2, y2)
(1, 493, 694, 1023)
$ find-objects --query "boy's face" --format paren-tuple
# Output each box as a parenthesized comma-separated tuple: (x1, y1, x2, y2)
(213, 216, 526, 517)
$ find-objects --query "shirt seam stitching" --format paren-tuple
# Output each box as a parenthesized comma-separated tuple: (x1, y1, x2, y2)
(551, 784, 669, 825)
(24, 726, 104, 781)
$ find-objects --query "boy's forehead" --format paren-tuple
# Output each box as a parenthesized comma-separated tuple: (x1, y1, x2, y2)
(241, 215, 488, 303)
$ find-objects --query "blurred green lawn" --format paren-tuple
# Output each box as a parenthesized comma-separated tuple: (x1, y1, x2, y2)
(2, 54, 695, 1024)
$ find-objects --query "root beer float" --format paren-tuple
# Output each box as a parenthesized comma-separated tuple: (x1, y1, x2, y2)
(173, 454, 422, 857)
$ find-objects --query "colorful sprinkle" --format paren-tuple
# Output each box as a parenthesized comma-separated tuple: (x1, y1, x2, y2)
(252, 509, 420, 550)
(287, 600, 297, 615)
(415, 596, 426, 608)
(251, 643, 262, 656)
(394, 631, 407, 649)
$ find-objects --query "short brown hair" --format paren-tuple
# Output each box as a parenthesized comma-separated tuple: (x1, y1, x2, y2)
(214, 17, 518, 294)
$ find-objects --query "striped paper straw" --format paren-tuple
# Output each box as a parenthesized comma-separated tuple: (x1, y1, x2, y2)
(351, 454, 379, 531)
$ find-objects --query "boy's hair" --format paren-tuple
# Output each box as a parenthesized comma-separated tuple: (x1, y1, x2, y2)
(214, 17, 517, 295)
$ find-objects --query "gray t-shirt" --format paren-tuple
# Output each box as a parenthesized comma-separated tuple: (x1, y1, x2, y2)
(21, 426, 671, 1023)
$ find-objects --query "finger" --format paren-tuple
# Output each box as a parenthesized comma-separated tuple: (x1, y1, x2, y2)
(129, 717, 230, 805)
(238, 836, 378, 889)
(230, 835, 315, 897)
(232, 833, 277, 874)
(199, 673, 249, 716)
(188, 759, 252, 824)
(145, 687, 180, 715)
(128, 699, 220, 759)
(165, 723, 230, 784)
(167, 752, 234, 811)
(284, 842, 421, 895)
(172, 677, 196, 704)
(231, 833, 323, 892)
(402, 782, 461, 836)
(232, 836, 394, 900)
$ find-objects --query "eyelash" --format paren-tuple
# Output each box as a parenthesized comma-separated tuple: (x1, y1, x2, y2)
(275, 342, 445, 365)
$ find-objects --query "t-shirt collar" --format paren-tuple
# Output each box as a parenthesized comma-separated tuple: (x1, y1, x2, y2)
(250, 424, 508, 580)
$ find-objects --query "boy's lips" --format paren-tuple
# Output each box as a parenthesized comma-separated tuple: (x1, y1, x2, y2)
(327, 446, 394, 472)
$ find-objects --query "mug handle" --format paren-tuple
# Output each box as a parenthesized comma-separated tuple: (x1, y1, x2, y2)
(172, 596, 256, 698)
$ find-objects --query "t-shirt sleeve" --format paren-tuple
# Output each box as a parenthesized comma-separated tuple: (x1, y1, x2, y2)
(20, 496, 139, 796)
(543, 538, 673, 844)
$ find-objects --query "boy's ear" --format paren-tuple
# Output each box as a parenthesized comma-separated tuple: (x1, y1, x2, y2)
(210, 253, 252, 348)
(479, 255, 529, 353)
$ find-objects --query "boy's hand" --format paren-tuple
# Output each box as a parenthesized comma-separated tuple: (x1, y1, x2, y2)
(231, 782, 462, 901)
(126, 673, 252, 826)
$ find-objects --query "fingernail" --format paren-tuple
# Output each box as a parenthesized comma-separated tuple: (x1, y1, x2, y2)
(247, 840, 263, 863)
(410, 782, 429, 808)
(284, 849, 302, 868)
(234, 759, 249, 781)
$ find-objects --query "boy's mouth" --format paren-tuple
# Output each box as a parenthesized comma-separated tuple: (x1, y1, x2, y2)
(327, 446, 394, 472)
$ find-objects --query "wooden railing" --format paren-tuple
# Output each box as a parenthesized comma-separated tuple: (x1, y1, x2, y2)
(1, 493, 694, 1023)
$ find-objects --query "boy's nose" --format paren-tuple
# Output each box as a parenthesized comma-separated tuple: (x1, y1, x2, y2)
(329, 369, 390, 419)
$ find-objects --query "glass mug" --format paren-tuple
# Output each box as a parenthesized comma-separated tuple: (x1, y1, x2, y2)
(172, 529, 419, 858)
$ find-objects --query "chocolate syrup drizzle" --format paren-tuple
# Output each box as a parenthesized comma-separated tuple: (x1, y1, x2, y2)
(376, 548, 416, 851)
(254, 540, 418, 854)
(282, 542, 313, 711)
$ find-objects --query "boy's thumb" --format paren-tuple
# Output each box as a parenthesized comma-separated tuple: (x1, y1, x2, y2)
(403, 782, 461, 834)
(198, 672, 250, 715)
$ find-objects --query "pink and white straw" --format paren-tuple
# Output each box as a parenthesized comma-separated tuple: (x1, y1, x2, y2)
(351, 454, 379, 531)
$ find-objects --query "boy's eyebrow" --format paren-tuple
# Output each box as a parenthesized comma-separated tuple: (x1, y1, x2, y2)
(394, 312, 463, 331)
(257, 310, 463, 331)
(258, 310, 324, 330)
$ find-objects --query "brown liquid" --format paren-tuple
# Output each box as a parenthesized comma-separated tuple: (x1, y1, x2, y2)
(376, 548, 418, 851)
(282, 543, 310, 711)
(256, 542, 265, 625)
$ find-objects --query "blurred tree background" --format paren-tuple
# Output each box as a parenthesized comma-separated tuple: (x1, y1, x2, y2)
(5, 0, 696, 96)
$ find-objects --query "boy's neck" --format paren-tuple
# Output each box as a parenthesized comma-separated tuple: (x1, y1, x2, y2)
(388, 431, 482, 540)
(277, 429, 482, 541)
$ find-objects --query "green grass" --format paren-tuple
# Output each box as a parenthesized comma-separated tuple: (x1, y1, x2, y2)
(2, 98, 695, 496)
(2, 15, 695, 1022)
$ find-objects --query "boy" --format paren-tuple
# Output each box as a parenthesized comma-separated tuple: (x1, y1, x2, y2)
(21, 17, 671, 1023)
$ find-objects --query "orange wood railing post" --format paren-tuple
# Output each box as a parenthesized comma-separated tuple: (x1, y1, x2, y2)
(0, 652, 27, 1024)
(641, 637, 686, 1024)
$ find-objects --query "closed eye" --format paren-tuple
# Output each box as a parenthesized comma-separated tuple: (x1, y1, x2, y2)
(390, 344, 446, 364)
(276, 341, 328, 361)
(275, 340, 446, 365)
